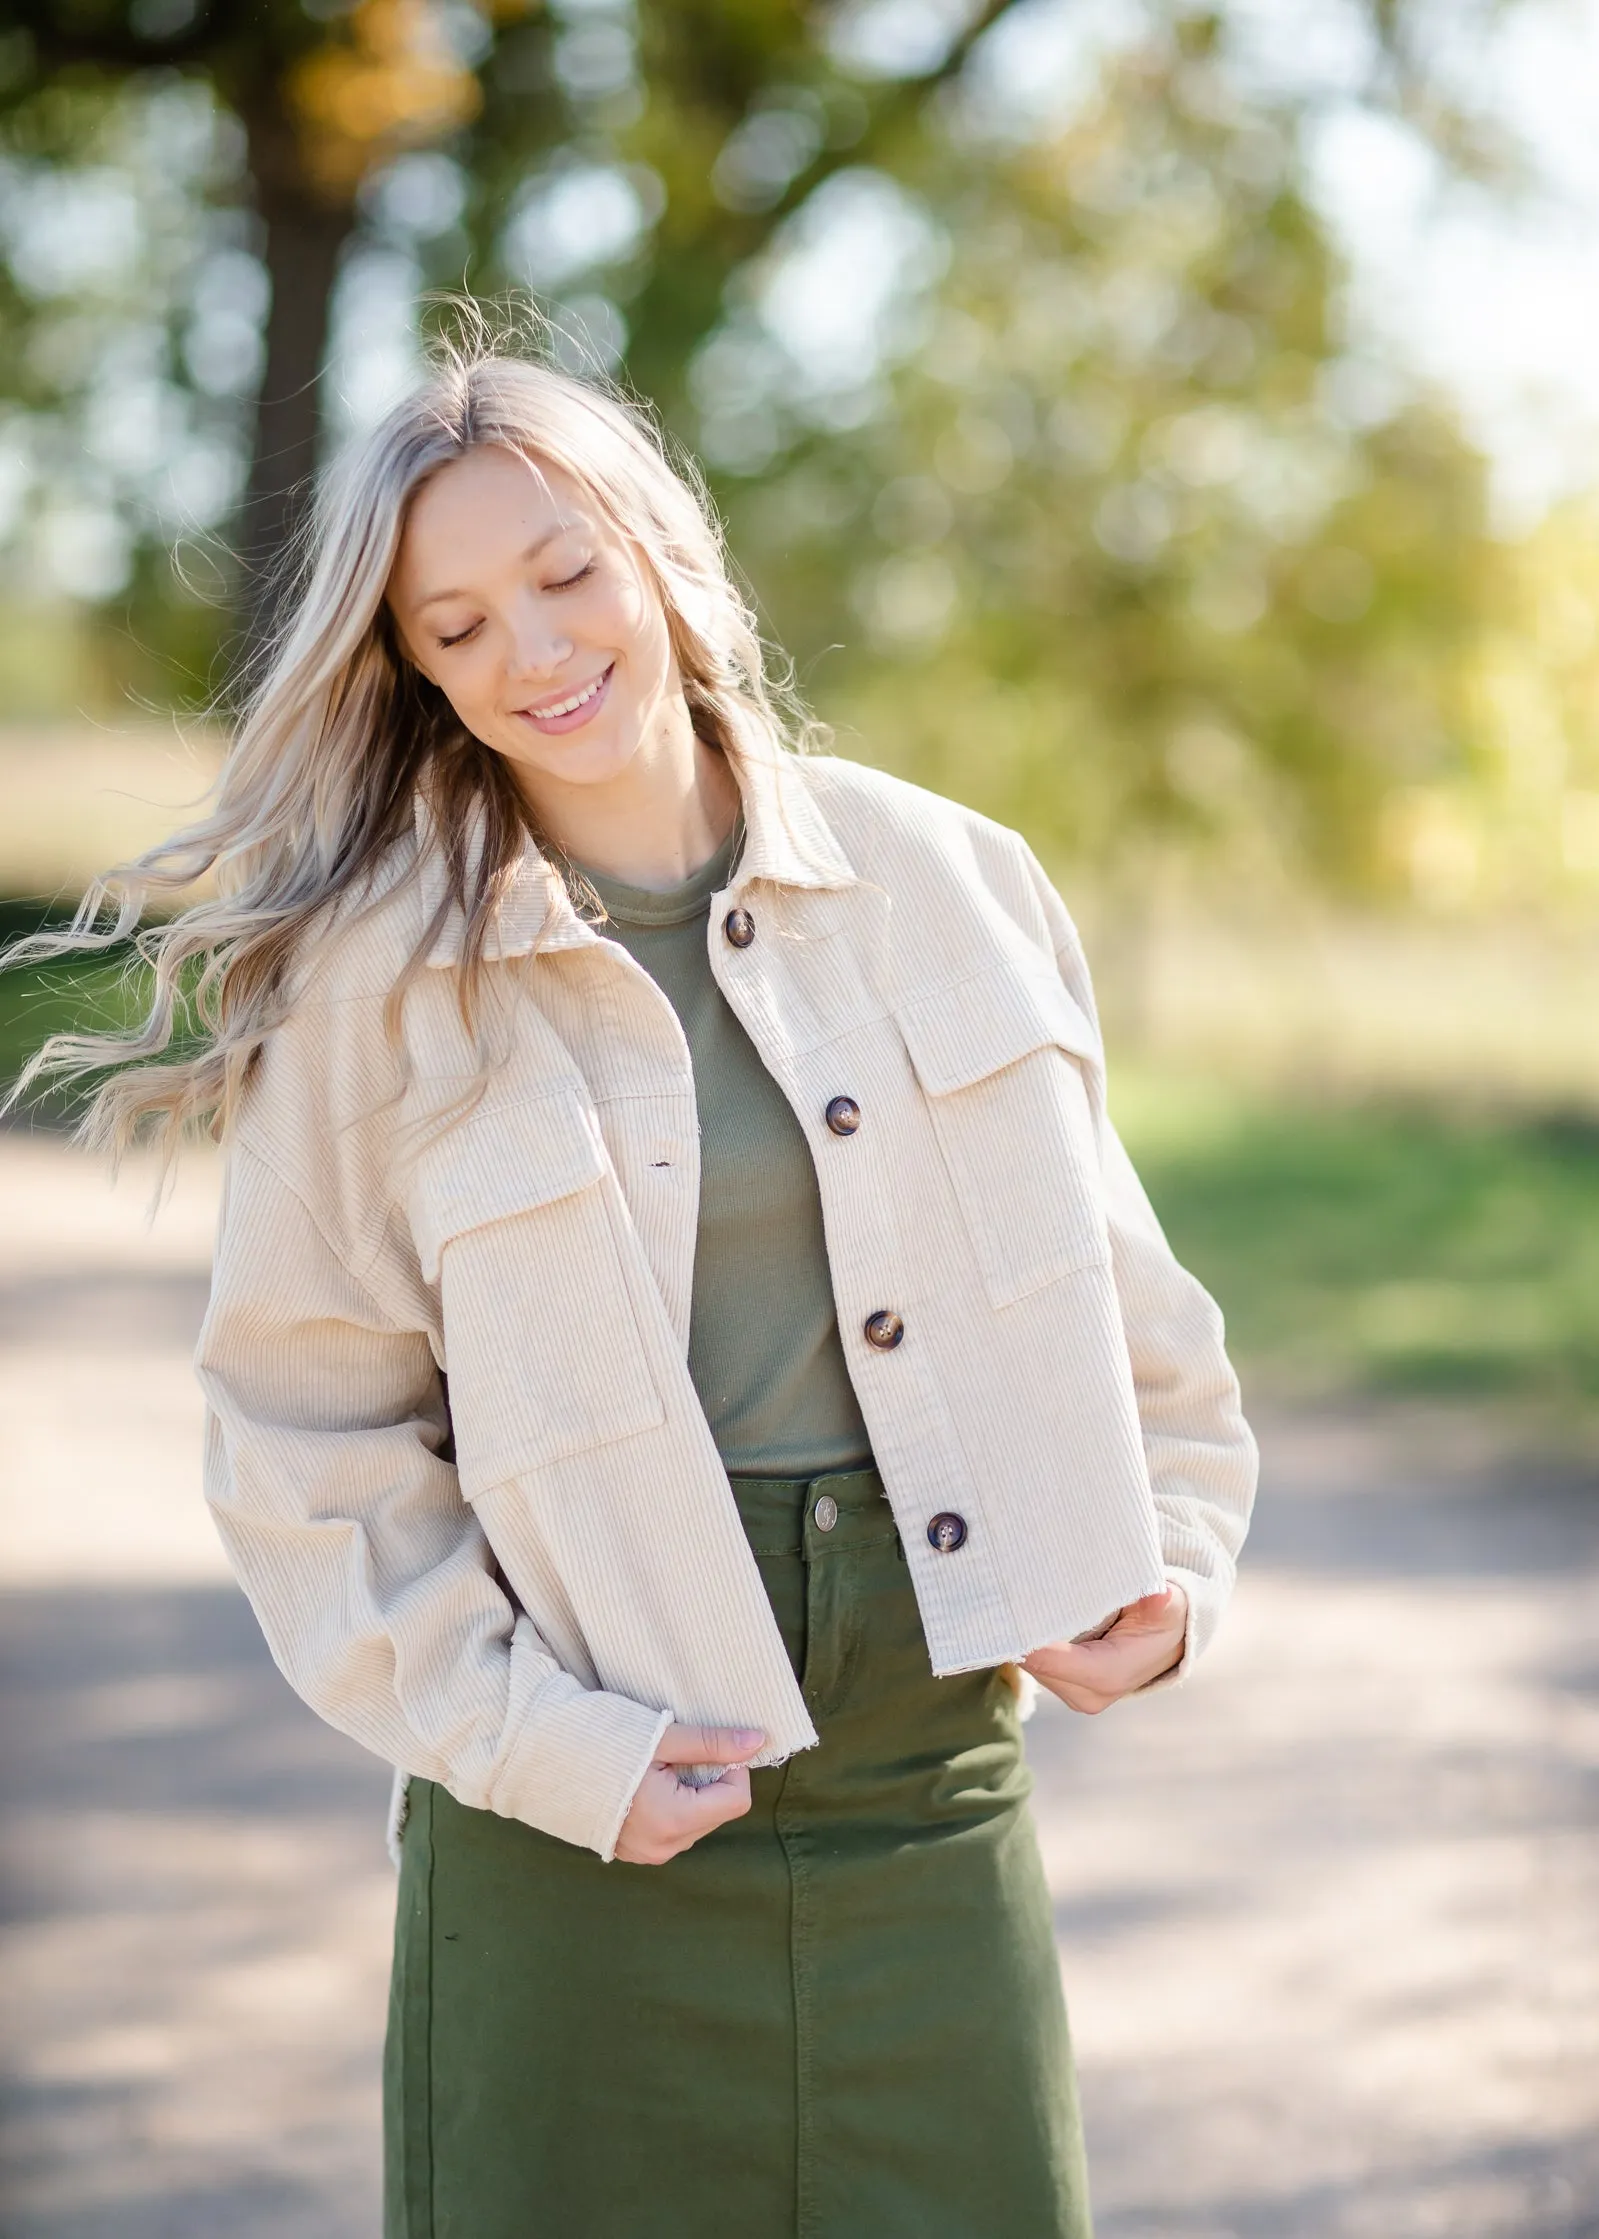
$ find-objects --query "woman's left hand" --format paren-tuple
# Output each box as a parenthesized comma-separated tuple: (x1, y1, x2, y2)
(1022, 1583, 1189, 1714)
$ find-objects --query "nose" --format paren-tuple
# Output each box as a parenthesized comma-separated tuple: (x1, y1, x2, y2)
(504, 588, 574, 680)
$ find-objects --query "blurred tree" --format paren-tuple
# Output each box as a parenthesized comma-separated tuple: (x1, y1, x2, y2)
(0, 0, 1531, 907)
(0, 0, 1017, 654)
(2, 0, 508, 643)
(699, 14, 1500, 896)
(1433, 491, 1599, 913)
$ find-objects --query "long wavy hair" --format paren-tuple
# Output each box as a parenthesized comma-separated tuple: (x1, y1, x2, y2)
(6, 341, 819, 1163)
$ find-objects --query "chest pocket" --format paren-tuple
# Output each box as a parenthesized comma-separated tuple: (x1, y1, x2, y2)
(896, 963, 1109, 1309)
(407, 1088, 665, 1494)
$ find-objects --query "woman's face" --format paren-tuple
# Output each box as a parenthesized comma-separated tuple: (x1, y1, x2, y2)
(387, 443, 681, 803)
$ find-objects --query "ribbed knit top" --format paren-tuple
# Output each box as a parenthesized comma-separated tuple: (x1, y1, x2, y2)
(573, 826, 871, 1477)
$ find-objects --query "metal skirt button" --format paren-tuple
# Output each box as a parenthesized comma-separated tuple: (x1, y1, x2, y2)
(863, 1310, 905, 1350)
(813, 1493, 839, 1531)
(927, 1512, 968, 1554)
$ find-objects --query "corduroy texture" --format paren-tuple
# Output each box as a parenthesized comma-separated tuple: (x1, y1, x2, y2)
(196, 748, 1258, 1860)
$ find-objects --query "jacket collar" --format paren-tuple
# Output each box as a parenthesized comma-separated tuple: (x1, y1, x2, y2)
(724, 735, 856, 897)
(417, 735, 856, 969)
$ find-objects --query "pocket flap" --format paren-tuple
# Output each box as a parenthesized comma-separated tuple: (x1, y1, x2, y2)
(896, 961, 1102, 1097)
(409, 1089, 608, 1282)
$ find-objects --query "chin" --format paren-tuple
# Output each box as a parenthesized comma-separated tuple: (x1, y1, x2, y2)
(508, 723, 638, 791)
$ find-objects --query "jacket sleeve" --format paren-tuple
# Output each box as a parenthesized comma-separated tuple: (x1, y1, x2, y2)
(1020, 842, 1259, 1678)
(1100, 1121, 1258, 1681)
(195, 1141, 672, 1859)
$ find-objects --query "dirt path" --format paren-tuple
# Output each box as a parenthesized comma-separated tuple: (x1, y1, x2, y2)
(1, 1136, 1595, 2238)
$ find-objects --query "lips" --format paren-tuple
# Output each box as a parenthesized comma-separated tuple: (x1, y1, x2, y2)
(516, 662, 615, 736)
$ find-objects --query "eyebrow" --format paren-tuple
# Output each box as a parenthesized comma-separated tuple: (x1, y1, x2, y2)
(412, 524, 582, 612)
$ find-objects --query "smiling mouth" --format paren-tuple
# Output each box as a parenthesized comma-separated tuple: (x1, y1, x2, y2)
(521, 664, 614, 722)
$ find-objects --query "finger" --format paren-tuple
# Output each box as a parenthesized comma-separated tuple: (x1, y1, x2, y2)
(1028, 1671, 1116, 1717)
(616, 1765, 752, 1865)
(654, 1723, 766, 1768)
(1026, 1642, 1152, 1694)
(1028, 1620, 1185, 1706)
(1108, 1588, 1176, 1631)
(1026, 1595, 1184, 1681)
(640, 1765, 753, 1857)
(1025, 1656, 1137, 1701)
(653, 1762, 753, 1838)
(677, 1765, 752, 1831)
(1023, 1640, 1114, 1686)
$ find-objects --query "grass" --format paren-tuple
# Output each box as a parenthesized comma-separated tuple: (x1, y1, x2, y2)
(1115, 1064, 1599, 1409)
(0, 955, 151, 1129)
(4, 929, 1599, 1411)
(0, 904, 176, 1130)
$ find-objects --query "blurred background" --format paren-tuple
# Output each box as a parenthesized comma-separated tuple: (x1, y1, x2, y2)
(0, 1, 1596, 2233)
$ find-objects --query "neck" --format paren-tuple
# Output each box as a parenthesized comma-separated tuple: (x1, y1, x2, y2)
(516, 697, 742, 892)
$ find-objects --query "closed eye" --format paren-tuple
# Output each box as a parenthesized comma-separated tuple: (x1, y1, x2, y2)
(434, 558, 591, 647)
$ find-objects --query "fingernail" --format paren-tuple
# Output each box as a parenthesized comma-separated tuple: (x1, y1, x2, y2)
(733, 1728, 764, 1747)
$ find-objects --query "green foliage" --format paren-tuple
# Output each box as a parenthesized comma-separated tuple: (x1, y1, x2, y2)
(0, 947, 144, 1128)
(0, 901, 209, 1128)
(1118, 1066, 1599, 1407)
(0, 61, 252, 705)
(0, 0, 1524, 893)
(718, 20, 1496, 892)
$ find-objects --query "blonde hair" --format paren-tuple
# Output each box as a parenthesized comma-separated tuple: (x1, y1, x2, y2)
(6, 341, 819, 1162)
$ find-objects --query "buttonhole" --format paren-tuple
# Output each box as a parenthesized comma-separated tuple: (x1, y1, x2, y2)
(443, 1931, 460, 1942)
(650, 1159, 671, 1168)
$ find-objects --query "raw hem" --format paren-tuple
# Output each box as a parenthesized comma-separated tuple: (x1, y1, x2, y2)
(929, 1574, 1168, 1681)
(746, 1733, 820, 1774)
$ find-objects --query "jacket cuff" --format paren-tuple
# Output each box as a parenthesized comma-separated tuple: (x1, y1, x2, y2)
(486, 1618, 673, 1859)
(1135, 1563, 1226, 1694)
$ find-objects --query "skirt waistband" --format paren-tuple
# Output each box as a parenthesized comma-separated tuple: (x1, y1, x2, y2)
(728, 1463, 893, 1557)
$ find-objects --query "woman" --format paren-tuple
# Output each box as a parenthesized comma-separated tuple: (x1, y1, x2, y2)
(21, 348, 1256, 2236)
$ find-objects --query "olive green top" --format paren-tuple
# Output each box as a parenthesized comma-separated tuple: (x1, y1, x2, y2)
(571, 826, 871, 1477)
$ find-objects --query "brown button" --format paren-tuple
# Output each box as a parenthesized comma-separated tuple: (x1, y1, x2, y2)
(723, 907, 755, 949)
(863, 1310, 904, 1351)
(825, 1095, 861, 1137)
(927, 1511, 968, 1553)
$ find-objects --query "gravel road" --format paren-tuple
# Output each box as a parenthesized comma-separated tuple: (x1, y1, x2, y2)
(1, 1135, 1595, 2238)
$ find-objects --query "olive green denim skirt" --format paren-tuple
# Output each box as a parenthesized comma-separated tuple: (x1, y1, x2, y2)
(384, 1466, 1090, 2238)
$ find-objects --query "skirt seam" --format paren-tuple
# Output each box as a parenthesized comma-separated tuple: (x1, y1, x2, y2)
(775, 1772, 814, 2239)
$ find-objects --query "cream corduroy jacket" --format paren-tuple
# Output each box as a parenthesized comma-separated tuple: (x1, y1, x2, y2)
(196, 748, 1257, 1862)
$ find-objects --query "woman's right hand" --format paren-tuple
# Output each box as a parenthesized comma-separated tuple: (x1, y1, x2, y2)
(614, 1723, 766, 1865)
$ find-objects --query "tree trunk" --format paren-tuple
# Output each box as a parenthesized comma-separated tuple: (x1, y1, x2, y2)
(232, 103, 356, 669)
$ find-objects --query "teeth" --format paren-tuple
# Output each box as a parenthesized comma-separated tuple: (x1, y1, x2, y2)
(532, 671, 606, 719)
